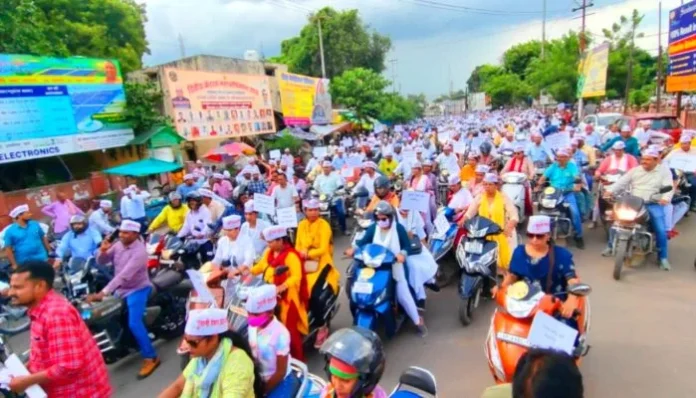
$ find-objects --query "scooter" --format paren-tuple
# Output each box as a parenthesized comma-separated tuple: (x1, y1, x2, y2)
(146, 231, 175, 273)
(485, 280, 591, 383)
(456, 216, 500, 326)
(607, 185, 673, 280)
(537, 186, 575, 241)
(501, 172, 528, 228)
(285, 358, 327, 398)
(390, 366, 438, 397)
(428, 207, 460, 262)
(436, 170, 450, 207)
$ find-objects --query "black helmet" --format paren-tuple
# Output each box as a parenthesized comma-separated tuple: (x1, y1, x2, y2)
(374, 201, 395, 219)
(320, 327, 385, 397)
(186, 192, 202, 203)
(480, 141, 492, 155)
(374, 176, 391, 193)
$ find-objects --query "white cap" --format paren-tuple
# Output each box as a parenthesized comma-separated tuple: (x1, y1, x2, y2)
(241, 166, 253, 175)
(183, 173, 194, 181)
(244, 200, 255, 213)
(10, 204, 29, 219)
(303, 199, 320, 209)
(222, 215, 242, 230)
(99, 200, 113, 209)
(475, 164, 490, 174)
(527, 215, 551, 234)
(213, 173, 224, 179)
(119, 220, 141, 232)
(223, 170, 231, 178)
(322, 160, 332, 168)
(468, 152, 479, 159)
(680, 134, 692, 143)
(410, 161, 422, 169)
(362, 161, 377, 170)
(643, 147, 661, 158)
(198, 188, 214, 198)
(612, 141, 626, 150)
(513, 145, 525, 153)
(184, 309, 229, 337)
(245, 285, 277, 314)
(556, 148, 570, 157)
(263, 225, 287, 241)
(423, 159, 433, 167)
(448, 175, 461, 185)
(621, 124, 631, 133)
(483, 173, 498, 183)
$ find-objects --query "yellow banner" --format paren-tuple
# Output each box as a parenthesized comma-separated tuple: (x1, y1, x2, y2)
(578, 43, 610, 98)
(277, 72, 332, 126)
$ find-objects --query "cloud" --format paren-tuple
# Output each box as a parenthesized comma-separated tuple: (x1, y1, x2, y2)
(140, 0, 671, 98)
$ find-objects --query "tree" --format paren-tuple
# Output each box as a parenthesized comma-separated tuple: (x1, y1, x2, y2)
(467, 64, 504, 93)
(525, 33, 583, 103)
(379, 93, 419, 124)
(502, 41, 542, 78)
(0, 0, 149, 73)
(406, 93, 427, 118)
(271, 7, 391, 78)
(482, 73, 531, 108)
(330, 67, 389, 121)
(124, 82, 168, 134)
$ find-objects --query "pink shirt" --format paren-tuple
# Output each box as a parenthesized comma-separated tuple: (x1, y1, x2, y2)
(596, 154, 638, 175)
(213, 179, 233, 199)
(41, 200, 83, 233)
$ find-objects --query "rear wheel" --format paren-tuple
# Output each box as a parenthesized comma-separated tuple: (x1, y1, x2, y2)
(613, 240, 629, 281)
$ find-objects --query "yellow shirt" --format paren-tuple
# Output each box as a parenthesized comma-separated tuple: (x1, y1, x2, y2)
(295, 218, 340, 294)
(378, 159, 399, 177)
(181, 342, 255, 398)
(580, 145, 597, 168)
(148, 204, 189, 233)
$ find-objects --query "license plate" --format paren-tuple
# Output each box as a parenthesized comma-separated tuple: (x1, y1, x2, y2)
(160, 259, 174, 265)
(465, 240, 483, 254)
(352, 281, 374, 295)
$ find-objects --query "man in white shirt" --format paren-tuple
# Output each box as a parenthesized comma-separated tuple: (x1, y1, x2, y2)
(447, 175, 473, 214)
(271, 172, 299, 209)
(89, 200, 116, 237)
(314, 160, 348, 234)
(435, 144, 460, 176)
(177, 192, 214, 262)
(281, 148, 294, 167)
(119, 185, 150, 232)
(212, 215, 255, 272)
(198, 188, 226, 224)
(354, 161, 379, 198)
(240, 200, 271, 258)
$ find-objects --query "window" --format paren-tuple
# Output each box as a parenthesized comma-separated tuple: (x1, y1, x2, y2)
(648, 118, 680, 130)
(597, 115, 620, 127)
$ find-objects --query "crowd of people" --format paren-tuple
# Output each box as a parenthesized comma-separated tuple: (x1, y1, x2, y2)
(1, 106, 695, 397)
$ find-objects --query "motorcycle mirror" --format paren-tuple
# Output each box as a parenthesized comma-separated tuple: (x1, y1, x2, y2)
(274, 266, 289, 276)
(567, 283, 592, 296)
(658, 186, 672, 194)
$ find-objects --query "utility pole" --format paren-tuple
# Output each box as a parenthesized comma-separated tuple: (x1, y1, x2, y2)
(316, 16, 327, 78)
(389, 58, 398, 93)
(573, 0, 593, 119)
(178, 33, 186, 59)
(541, 0, 547, 60)
(623, 18, 638, 114)
(657, 1, 663, 112)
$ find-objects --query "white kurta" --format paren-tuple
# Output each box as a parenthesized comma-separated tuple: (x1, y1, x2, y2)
(212, 234, 256, 267)
(240, 219, 272, 259)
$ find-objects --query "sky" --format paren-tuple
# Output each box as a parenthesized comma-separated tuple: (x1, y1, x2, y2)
(140, 0, 677, 98)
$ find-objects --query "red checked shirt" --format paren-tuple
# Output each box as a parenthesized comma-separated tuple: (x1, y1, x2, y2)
(27, 290, 112, 398)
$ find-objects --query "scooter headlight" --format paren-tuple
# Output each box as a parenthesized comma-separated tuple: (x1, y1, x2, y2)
(362, 252, 386, 268)
(505, 291, 544, 319)
(468, 227, 489, 238)
(615, 208, 637, 221)
(373, 288, 388, 306)
(320, 202, 329, 211)
(541, 198, 557, 208)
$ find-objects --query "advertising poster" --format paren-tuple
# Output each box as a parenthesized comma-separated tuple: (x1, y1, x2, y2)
(667, 1, 696, 92)
(278, 72, 332, 126)
(162, 68, 276, 140)
(577, 42, 610, 98)
(0, 54, 134, 164)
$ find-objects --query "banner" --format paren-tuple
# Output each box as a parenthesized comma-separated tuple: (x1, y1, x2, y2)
(469, 92, 490, 111)
(0, 54, 134, 164)
(667, 1, 696, 92)
(277, 72, 332, 126)
(162, 68, 276, 141)
(577, 43, 610, 98)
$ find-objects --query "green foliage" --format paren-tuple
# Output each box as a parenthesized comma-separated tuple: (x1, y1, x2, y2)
(525, 33, 583, 103)
(467, 64, 504, 93)
(124, 82, 168, 134)
(0, 0, 149, 73)
(380, 93, 420, 124)
(502, 41, 542, 78)
(266, 133, 305, 153)
(271, 7, 391, 79)
(330, 67, 389, 121)
(406, 94, 427, 118)
(482, 73, 531, 108)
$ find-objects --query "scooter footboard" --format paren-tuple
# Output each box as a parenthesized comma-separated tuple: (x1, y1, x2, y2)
(355, 310, 377, 331)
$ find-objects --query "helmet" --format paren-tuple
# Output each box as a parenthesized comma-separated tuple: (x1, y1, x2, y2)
(185, 192, 202, 203)
(374, 201, 395, 219)
(168, 192, 182, 202)
(373, 176, 391, 199)
(320, 327, 385, 397)
(480, 141, 492, 155)
(69, 215, 87, 234)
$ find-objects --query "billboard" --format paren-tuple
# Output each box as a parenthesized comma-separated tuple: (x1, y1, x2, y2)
(667, 1, 696, 92)
(469, 92, 490, 111)
(577, 42, 610, 98)
(0, 54, 133, 164)
(162, 68, 276, 140)
(278, 72, 332, 126)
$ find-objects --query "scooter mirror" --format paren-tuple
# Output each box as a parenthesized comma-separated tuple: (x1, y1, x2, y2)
(567, 283, 592, 296)
(274, 266, 289, 276)
(658, 186, 672, 194)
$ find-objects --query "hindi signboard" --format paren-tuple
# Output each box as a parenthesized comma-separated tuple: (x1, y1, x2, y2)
(278, 72, 332, 126)
(162, 68, 276, 140)
(667, 1, 696, 92)
(0, 54, 134, 164)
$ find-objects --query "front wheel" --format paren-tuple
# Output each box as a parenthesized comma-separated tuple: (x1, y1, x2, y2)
(613, 240, 630, 281)
(458, 286, 481, 326)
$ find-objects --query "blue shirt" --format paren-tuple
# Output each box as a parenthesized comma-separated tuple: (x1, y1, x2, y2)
(331, 156, 347, 170)
(56, 227, 102, 259)
(525, 143, 555, 163)
(3, 221, 48, 264)
(544, 161, 580, 191)
(176, 182, 203, 199)
(510, 245, 577, 299)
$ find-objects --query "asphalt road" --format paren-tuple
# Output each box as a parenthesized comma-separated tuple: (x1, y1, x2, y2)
(10, 217, 696, 397)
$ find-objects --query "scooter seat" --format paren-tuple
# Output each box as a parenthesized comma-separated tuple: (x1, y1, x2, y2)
(286, 372, 303, 397)
(398, 367, 437, 396)
(390, 392, 423, 398)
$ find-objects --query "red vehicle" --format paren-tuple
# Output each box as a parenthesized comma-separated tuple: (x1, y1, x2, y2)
(616, 113, 683, 143)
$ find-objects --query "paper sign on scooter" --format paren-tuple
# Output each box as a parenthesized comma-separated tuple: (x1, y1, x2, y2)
(527, 311, 578, 355)
(434, 213, 451, 235)
(186, 270, 218, 308)
(276, 206, 298, 228)
(400, 191, 430, 214)
(4, 354, 47, 398)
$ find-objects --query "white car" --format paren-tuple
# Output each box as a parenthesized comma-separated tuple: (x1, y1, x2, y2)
(578, 113, 623, 144)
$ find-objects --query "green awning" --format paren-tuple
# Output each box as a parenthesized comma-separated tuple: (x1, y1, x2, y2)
(128, 125, 184, 148)
(103, 158, 182, 177)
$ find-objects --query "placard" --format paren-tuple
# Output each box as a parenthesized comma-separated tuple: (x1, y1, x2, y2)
(527, 311, 578, 355)
(253, 193, 276, 215)
(667, 153, 696, 172)
(341, 138, 352, 148)
(341, 167, 354, 178)
(453, 142, 467, 154)
(276, 206, 298, 228)
(545, 131, 571, 150)
(400, 191, 431, 213)
(186, 270, 217, 307)
(269, 149, 281, 160)
(313, 146, 328, 158)
(394, 125, 404, 133)
(401, 150, 417, 163)
(437, 132, 450, 143)
(346, 156, 362, 167)
(434, 213, 451, 235)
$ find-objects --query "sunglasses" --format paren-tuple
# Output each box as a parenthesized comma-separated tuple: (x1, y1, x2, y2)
(526, 233, 546, 240)
(185, 337, 207, 348)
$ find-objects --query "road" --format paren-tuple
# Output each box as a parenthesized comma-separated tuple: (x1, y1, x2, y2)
(10, 217, 696, 397)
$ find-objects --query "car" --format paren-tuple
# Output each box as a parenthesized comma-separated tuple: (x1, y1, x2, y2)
(578, 112, 623, 135)
(616, 113, 683, 143)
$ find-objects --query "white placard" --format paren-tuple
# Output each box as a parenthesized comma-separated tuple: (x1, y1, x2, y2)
(527, 311, 579, 355)
(394, 125, 404, 133)
(545, 131, 571, 150)
(341, 138, 352, 148)
(667, 153, 696, 172)
(3, 354, 47, 398)
(276, 206, 298, 228)
(313, 146, 328, 158)
(346, 156, 362, 167)
(253, 193, 276, 215)
(341, 167, 355, 178)
(186, 270, 217, 307)
(400, 191, 431, 213)
(453, 142, 467, 154)
(470, 136, 484, 150)
(437, 132, 450, 143)
(434, 213, 451, 235)
(401, 150, 417, 162)
(269, 149, 281, 160)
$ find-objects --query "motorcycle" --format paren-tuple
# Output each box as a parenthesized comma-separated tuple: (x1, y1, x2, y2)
(537, 186, 575, 241)
(163, 235, 209, 270)
(389, 366, 438, 398)
(530, 161, 548, 203)
(146, 231, 174, 273)
(498, 148, 514, 171)
(501, 172, 528, 228)
(311, 187, 346, 230)
(597, 172, 624, 237)
(56, 257, 111, 301)
(485, 280, 591, 383)
(456, 216, 500, 326)
(607, 185, 673, 280)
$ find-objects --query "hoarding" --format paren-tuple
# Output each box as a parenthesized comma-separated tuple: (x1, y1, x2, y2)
(577, 42, 610, 98)
(278, 72, 332, 126)
(469, 92, 490, 111)
(162, 68, 276, 140)
(0, 54, 134, 164)
(667, 1, 696, 92)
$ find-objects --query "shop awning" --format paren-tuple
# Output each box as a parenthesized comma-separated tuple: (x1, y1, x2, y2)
(127, 125, 185, 148)
(103, 158, 182, 177)
(276, 127, 321, 141)
(309, 122, 351, 137)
